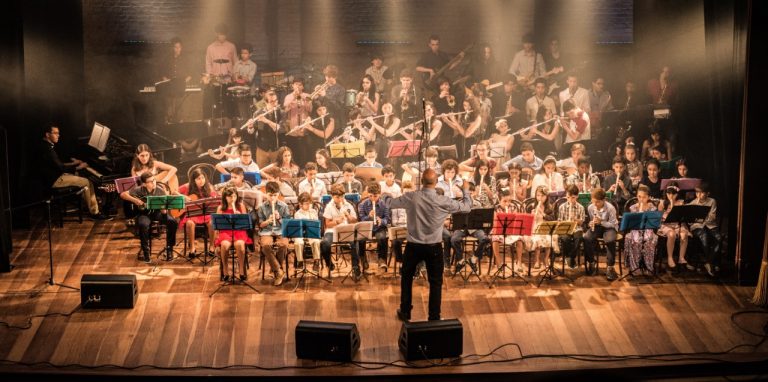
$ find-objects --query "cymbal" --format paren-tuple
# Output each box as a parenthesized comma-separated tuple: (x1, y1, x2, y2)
(213, 59, 230, 64)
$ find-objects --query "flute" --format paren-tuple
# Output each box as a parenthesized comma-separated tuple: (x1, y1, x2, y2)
(240, 105, 280, 130)
(199, 142, 238, 158)
(345, 114, 387, 126)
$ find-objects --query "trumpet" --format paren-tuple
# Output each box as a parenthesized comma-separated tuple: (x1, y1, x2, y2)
(310, 82, 330, 99)
(447, 94, 456, 109)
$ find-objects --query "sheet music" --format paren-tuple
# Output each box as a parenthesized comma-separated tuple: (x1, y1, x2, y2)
(88, 122, 110, 153)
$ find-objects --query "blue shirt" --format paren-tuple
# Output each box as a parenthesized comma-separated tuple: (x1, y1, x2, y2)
(358, 198, 390, 230)
(390, 187, 472, 244)
(502, 155, 543, 171)
(257, 201, 292, 236)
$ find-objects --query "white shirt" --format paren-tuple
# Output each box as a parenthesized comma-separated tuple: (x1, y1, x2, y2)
(323, 200, 357, 222)
(531, 172, 565, 196)
(559, 87, 591, 114)
(218, 158, 260, 174)
(508, 50, 546, 78)
(298, 177, 327, 199)
(379, 181, 402, 198)
(294, 207, 319, 220)
(525, 95, 557, 122)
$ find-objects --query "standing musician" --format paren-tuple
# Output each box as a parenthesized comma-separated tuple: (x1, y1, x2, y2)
(283, 77, 313, 165)
(558, 73, 591, 115)
(257, 181, 292, 286)
(508, 33, 546, 84)
(203, 24, 236, 119)
(356, 74, 380, 117)
(445, 99, 483, 162)
(178, 169, 217, 259)
(131, 143, 179, 194)
(416, 35, 465, 88)
(492, 76, 528, 130)
(525, 78, 558, 123)
(247, 88, 283, 167)
(159, 37, 193, 124)
(120, 172, 179, 263)
(232, 44, 257, 86)
(365, 54, 390, 98)
(391, 169, 472, 322)
(314, 65, 346, 126)
(365, 102, 399, 162)
(214, 186, 252, 282)
(39, 124, 108, 220)
(432, 77, 458, 115)
(299, 104, 336, 159)
(561, 100, 591, 145)
(390, 68, 421, 125)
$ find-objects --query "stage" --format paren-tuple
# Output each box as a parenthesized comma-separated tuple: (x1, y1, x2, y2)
(0, 218, 766, 380)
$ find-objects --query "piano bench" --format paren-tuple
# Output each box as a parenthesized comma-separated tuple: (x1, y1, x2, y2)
(51, 186, 84, 227)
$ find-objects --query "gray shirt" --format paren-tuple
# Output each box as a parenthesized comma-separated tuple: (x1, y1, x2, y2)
(390, 187, 471, 244)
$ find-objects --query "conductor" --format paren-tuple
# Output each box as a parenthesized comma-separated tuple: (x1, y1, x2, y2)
(390, 168, 471, 321)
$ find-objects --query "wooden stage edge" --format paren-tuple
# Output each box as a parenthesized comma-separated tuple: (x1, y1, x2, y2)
(0, 218, 767, 379)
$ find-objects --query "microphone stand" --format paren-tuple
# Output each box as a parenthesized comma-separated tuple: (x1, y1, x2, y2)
(9, 188, 86, 291)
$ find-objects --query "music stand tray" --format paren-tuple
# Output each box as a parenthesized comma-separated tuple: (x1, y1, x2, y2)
(618, 210, 663, 281)
(146, 195, 186, 210)
(535, 220, 576, 287)
(664, 205, 710, 226)
(209, 213, 259, 296)
(386, 226, 408, 278)
(115, 176, 139, 194)
(330, 140, 365, 159)
(489, 212, 534, 287)
(317, 171, 342, 186)
(220, 172, 262, 186)
(344, 193, 361, 204)
(281, 219, 329, 290)
(387, 140, 421, 158)
(334, 221, 374, 284)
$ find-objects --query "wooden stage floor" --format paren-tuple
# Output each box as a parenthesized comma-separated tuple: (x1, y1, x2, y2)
(0, 218, 766, 379)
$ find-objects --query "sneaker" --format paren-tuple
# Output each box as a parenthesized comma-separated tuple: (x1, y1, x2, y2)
(684, 263, 695, 271)
(378, 263, 388, 272)
(568, 257, 576, 269)
(606, 266, 617, 281)
(165, 248, 174, 261)
(453, 260, 466, 274)
(143, 254, 151, 263)
(352, 267, 362, 281)
(704, 263, 714, 277)
(273, 269, 285, 286)
(188, 251, 197, 259)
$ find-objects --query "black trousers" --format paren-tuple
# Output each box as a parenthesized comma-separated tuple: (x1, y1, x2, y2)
(400, 242, 444, 320)
(137, 212, 178, 251)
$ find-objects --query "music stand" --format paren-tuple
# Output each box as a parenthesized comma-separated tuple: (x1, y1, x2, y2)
(434, 145, 458, 160)
(330, 140, 365, 159)
(450, 208, 495, 283)
(334, 221, 374, 283)
(547, 191, 566, 204)
(209, 213, 259, 296)
(316, 171, 342, 187)
(184, 197, 221, 268)
(114, 176, 139, 194)
(535, 221, 577, 287)
(344, 193, 361, 204)
(281, 219, 331, 291)
(618, 210, 663, 281)
(488, 212, 533, 287)
(88, 122, 110, 153)
(146, 195, 185, 261)
(387, 140, 421, 159)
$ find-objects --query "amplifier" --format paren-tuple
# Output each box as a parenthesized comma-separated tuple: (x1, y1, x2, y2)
(80, 274, 138, 309)
(295, 320, 360, 362)
(398, 319, 463, 360)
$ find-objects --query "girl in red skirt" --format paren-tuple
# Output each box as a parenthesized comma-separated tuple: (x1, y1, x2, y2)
(215, 187, 252, 281)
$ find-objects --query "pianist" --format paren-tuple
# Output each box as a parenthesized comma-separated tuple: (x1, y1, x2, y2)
(39, 124, 110, 220)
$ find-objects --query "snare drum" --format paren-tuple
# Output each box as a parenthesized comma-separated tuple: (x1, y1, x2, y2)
(345, 89, 358, 107)
(227, 85, 251, 98)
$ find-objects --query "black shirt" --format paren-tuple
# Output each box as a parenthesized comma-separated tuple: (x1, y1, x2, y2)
(417, 50, 450, 82)
(255, 107, 284, 151)
(39, 140, 77, 187)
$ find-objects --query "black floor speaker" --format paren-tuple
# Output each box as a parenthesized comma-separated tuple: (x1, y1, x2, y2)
(399, 319, 463, 360)
(80, 274, 138, 309)
(295, 320, 360, 362)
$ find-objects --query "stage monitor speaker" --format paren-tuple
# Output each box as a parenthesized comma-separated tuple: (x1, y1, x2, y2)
(398, 319, 463, 360)
(80, 274, 138, 309)
(295, 320, 360, 362)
